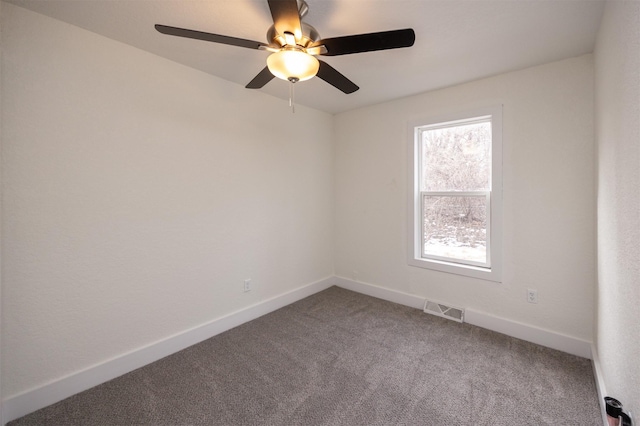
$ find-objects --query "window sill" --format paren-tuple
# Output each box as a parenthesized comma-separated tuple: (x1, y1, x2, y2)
(408, 256, 501, 283)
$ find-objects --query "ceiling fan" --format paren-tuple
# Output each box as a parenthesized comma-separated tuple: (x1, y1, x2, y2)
(155, 0, 415, 94)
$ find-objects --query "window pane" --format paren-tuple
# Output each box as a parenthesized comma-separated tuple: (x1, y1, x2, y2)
(422, 195, 487, 264)
(421, 121, 491, 191)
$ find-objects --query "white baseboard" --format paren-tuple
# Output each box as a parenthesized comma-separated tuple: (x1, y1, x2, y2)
(464, 308, 592, 359)
(335, 276, 592, 359)
(334, 276, 425, 309)
(2, 277, 334, 424)
(591, 345, 608, 426)
(3, 276, 597, 424)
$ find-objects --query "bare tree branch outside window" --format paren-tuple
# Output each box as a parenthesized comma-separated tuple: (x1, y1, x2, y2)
(420, 121, 491, 264)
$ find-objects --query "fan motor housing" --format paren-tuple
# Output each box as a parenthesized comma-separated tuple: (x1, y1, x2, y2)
(267, 22, 320, 48)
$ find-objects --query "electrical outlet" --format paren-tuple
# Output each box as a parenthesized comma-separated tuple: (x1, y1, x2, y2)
(243, 279, 252, 293)
(527, 288, 538, 304)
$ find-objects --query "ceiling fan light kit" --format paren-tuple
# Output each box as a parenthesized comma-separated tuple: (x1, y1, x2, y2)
(267, 47, 319, 82)
(155, 0, 415, 94)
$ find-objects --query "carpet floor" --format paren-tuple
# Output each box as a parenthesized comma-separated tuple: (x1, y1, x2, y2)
(9, 286, 602, 425)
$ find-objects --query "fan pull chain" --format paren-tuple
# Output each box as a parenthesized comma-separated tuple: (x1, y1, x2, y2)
(289, 80, 295, 113)
(288, 77, 299, 114)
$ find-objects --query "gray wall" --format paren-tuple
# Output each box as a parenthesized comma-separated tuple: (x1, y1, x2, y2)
(2, 3, 334, 400)
(333, 55, 596, 341)
(594, 0, 640, 417)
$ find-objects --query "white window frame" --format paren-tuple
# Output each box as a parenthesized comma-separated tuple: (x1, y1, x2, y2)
(408, 106, 503, 282)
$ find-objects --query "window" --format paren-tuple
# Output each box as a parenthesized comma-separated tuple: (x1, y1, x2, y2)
(408, 106, 502, 281)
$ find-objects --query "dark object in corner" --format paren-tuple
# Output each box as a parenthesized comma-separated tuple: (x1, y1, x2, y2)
(605, 396, 633, 426)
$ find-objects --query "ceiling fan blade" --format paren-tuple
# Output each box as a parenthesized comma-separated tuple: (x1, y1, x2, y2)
(246, 67, 275, 89)
(312, 28, 415, 56)
(155, 24, 266, 50)
(267, 0, 302, 40)
(316, 60, 359, 94)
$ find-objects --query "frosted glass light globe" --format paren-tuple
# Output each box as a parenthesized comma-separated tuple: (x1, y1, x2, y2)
(267, 49, 319, 82)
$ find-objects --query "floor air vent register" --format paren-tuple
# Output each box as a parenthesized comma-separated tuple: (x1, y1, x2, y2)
(423, 300, 465, 323)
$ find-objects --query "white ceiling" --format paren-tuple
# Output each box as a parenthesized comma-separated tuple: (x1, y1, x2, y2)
(5, 0, 605, 114)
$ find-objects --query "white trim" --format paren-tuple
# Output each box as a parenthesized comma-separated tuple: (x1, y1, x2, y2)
(2, 276, 597, 424)
(407, 105, 503, 283)
(334, 276, 425, 309)
(591, 345, 608, 426)
(464, 308, 592, 359)
(2, 277, 335, 424)
(335, 277, 592, 359)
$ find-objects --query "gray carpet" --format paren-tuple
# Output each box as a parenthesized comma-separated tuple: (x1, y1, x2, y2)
(9, 286, 602, 425)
